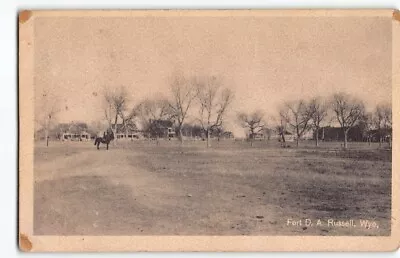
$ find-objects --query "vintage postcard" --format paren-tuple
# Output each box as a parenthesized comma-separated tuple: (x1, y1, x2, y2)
(19, 9, 399, 251)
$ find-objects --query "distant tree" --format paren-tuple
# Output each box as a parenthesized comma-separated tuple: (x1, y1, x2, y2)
(195, 76, 233, 147)
(382, 105, 392, 128)
(237, 110, 265, 147)
(359, 112, 374, 146)
(69, 122, 88, 134)
(119, 103, 135, 138)
(374, 105, 386, 147)
(103, 86, 130, 141)
(53, 123, 70, 139)
(382, 104, 392, 148)
(180, 123, 203, 139)
(276, 124, 286, 146)
(119, 111, 137, 136)
(35, 88, 60, 146)
(272, 114, 288, 147)
(280, 100, 313, 147)
(212, 126, 225, 141)
(308, 97, 329, 147)
(263, 127, 273, 141)
(133, 98, 173, 141)
(168, 75, 197, 144)
(331, 92, 365, 149)
(375, 103, 392, 148)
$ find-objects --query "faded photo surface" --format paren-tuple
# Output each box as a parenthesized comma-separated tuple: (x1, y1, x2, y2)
(32, 14, 392, 236)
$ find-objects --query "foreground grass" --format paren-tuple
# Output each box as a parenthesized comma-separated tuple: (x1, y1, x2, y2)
(34, 140, 391, 236)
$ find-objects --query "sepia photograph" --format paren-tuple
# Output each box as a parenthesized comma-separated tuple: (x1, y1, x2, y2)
(19, 9, 399, 251)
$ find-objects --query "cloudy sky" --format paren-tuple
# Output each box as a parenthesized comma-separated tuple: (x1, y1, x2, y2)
(33, 15, 392, 136)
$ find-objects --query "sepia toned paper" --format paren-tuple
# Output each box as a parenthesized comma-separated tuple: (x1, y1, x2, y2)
(19, 9, 400, 251)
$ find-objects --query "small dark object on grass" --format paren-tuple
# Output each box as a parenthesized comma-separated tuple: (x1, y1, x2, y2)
(302, 227, 307, 230)
(256, 215, 264, 219)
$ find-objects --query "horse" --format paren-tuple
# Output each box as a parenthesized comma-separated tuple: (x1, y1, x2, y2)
(94, 130, 115, 150)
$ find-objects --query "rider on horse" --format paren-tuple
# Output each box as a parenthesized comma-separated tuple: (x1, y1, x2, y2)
(94, 128, 115, 150)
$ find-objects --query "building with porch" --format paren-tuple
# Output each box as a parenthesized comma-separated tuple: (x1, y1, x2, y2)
(61, 131, 91, 141)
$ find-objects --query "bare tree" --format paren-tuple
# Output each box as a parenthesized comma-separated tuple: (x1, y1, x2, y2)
(359, 112, 374, 146)
(382, 105, 392, 127)
(103, 92, 114, 129)
(35, 88, 60, 146)
(276, 122, 287, 147)
(133, 98, 173, 142)
(118, 109, 138, 139)
(308, 97, 328, 147)
(103, 86, 130, 141)
(195, 76, 233, 147)
(375, 103, 392, 148)
(237, 110, 265, 147)
(280, 100, 313, 147)
(213, 126, 224, 142)
(374, 105, 385, 147)
(332, 92, 365, 149)
(117, 91, 137, 139)
(382, 104, 392, 148)
(168, 75, 197, 144)
(271, 114, 288, 147)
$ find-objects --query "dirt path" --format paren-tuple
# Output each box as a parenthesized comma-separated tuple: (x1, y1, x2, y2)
(34, 145, 282, 235)
(35, 145, 184, 235)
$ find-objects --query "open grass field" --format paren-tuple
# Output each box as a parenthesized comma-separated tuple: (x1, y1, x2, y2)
(33, 139, 392, 236)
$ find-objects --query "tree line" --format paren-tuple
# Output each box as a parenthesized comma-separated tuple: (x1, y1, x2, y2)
(101, 74, 234, 148)
(237, 93, 392, 149)
(37, 74, 391, 150)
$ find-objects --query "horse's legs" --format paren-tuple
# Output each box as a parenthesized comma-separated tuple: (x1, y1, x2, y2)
(106, 143, 109, 150)
(97, 142, 100, 150)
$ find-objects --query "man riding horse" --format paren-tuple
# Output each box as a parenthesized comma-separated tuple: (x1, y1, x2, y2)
(94, 128, 115, 150)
